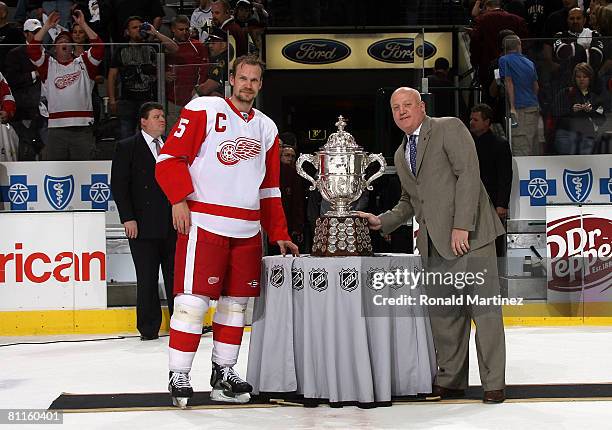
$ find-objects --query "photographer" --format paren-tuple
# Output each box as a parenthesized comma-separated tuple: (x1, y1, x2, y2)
(107, 16, 177, 139)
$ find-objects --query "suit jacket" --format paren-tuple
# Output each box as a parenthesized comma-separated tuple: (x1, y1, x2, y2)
(111, 132, 174, 240)
(379, 116, 505, 261)
(473, 130, 513, 210)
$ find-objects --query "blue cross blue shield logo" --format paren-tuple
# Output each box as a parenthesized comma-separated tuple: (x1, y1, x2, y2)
(600, 168, 612, 202)
(519, 169, 557, 206)
(81, 174, 113, 210)
(563, 169, 593, 203)
(44, 175, 74, 210)
(0, 175, 38, 210)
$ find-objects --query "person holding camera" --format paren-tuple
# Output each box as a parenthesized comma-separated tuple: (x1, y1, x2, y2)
(107, 16, 178, 140)
(27, 10, 103, 160)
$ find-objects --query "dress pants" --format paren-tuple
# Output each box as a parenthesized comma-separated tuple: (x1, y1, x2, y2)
(426, 238, 506, 392)
(128, 236, 176, 338)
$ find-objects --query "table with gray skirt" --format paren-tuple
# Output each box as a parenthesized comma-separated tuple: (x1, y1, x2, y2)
(246, 254, 437, 404)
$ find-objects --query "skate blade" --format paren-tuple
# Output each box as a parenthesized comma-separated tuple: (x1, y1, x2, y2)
(210, 389, 251, 404)
(172, 396, 190, 409)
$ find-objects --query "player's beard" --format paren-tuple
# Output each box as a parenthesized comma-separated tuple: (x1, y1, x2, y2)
(235, 89, 256, 104)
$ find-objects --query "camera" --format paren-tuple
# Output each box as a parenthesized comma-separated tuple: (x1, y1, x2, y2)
(139, 22, 151, 38)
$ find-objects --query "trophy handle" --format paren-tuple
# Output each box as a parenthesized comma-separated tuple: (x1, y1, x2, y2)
(296, 154, 319, 191)
(363, 153, 387, 191)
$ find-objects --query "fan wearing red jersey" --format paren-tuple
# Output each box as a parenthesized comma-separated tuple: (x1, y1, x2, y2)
(155, 54, 299, 408)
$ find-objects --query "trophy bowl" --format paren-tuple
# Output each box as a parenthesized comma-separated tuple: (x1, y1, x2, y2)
(296, 116, 386, 256)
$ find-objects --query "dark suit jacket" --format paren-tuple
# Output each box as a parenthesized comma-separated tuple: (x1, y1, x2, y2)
(379, 116, 505, 261)
(111, 132, 174, 239)
(473, 130, 513, 209)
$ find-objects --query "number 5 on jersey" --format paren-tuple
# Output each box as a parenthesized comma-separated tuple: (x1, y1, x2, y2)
(174, 118, 190, 138)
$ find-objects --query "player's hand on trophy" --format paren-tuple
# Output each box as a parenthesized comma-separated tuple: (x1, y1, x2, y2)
(277, 240, 300, 256)
(355, 211, 382, 231)
(172, 200, 191, 235)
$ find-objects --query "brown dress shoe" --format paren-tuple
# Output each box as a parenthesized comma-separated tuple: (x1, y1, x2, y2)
(432, 385, 466, 399)
(483, 389, 506, 404)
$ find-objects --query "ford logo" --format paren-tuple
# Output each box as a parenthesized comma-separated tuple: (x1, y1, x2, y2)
(282, 39, 351, 65)
(367, 38, 437, 64)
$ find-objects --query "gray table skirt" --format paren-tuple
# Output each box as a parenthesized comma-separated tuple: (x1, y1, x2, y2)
(246, 254, 437, 403)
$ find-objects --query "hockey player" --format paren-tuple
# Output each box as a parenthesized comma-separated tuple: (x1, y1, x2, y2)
(155, 54, 299, 408)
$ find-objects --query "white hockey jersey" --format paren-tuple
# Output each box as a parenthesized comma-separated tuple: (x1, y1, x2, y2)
(28, 38, 103, 128)
(156, 97, 289, 241)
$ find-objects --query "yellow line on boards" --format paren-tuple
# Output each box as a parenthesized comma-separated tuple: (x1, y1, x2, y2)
(1, 303, 612, 335)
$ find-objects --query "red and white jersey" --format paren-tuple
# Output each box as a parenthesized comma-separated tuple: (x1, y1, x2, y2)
(27, 38, 104, 128)
(156, 96, 290, 242)
(0, 72, 16, 120)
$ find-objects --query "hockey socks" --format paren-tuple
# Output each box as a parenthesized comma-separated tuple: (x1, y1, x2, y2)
(212, 296, 248, 367)
(168, 293, 209, 373)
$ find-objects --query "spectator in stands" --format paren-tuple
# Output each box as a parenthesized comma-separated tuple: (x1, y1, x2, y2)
(469, 103, 512, 256)
(14, 0, 41, 24)
(278, 144, 305, 251)
(27, 10, 103, 160)
(235, 0, 266, 54)
(525, 0, 563, 37)
(211, 0, 249, 57)
(4, 18, 45, 160)
(0, 71, 16, 123)
(111, 101, 176, 341)
(553, 62, 605, 154)
(553, 7, 604, 75)
(0, 2, 26, 73)
(251, 0, 270, 25)
(72, 0, 109, 42)
(499, 34, 541, 155)
(165, 15, 209, 130)
(426, 57, 454, 117)
(545, 0, 578, 37)
(469, 0, 529, 85)
(484, 29, 518, 137)
(106, 0, 164, 43)
(107, 16, 178, 139)
(193, 27, 227, 98)
(191, 0, 213, 43)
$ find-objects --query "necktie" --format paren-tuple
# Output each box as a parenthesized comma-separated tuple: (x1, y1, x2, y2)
(407, 134, 417, 175)
(153, 138, 162, 156)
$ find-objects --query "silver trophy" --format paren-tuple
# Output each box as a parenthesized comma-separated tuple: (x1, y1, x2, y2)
(296, 116, 386, 256)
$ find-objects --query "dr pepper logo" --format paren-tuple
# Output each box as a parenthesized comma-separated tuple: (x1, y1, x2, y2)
(547, 214, 612, 292)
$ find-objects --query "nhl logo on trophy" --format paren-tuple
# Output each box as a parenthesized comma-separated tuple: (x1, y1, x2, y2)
(296, 116, 386, 257)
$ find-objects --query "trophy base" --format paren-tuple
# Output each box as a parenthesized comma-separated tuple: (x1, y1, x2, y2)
(311, 215, 373, 257)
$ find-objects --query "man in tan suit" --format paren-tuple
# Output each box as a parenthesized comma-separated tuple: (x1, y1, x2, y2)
(359, 87, 507, 403)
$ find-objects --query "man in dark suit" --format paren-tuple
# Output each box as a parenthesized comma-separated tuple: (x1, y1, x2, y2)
(359, 87, 507, 403)
(470, 103, 513, 257)
(111, 102, 176, 340)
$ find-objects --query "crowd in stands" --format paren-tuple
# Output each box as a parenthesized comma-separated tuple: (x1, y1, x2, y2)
(0, 0, 268, 161)
(0, 0, 610, 161)
(465, 0, 612, 155)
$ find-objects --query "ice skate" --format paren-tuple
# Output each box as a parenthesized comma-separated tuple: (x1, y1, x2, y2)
(168, 371, 193, 409)
(210, 362, 252, 403)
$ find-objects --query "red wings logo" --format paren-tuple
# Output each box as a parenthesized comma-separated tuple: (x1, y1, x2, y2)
(54, 71, 81, 89)
(216, 137, 261, 166)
